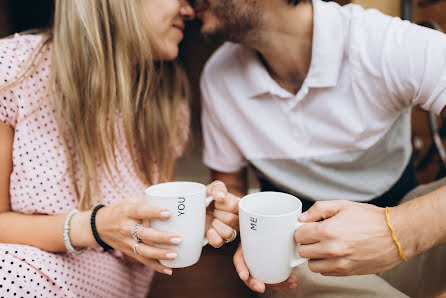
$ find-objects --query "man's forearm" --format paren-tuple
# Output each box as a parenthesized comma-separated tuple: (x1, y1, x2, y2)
(211, 168, 248, 198)
(390, 185, 446, 258)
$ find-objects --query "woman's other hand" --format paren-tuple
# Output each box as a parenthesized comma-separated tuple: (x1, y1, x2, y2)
(205, 181, 240, 248)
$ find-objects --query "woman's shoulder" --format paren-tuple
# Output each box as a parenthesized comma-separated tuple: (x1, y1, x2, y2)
(0, 33, 49, 87)
(0, 33, 51, 128)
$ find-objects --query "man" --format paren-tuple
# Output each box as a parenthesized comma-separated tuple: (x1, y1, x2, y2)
(195, 0, 446, 297)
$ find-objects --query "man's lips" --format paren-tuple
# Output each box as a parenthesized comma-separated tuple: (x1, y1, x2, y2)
(194, 4, 209, 15)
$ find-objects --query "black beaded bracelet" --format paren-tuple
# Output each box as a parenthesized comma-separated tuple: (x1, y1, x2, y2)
(90, 204, 114, 252)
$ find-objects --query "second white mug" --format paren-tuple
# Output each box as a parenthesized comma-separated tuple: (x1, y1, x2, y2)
(239, 191, 308, 284)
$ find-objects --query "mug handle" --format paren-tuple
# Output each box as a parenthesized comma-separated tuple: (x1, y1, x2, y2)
(203, 196, 215, 246)
(205, 195, 214, 207)
(290, 221, 309, 267)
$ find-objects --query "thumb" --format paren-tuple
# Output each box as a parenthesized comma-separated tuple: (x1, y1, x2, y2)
(233, 244, 249, 281)
(299, 200, 351, 222)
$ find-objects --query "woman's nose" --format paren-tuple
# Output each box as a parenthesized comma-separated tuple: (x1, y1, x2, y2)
(180, 0, 195, 20)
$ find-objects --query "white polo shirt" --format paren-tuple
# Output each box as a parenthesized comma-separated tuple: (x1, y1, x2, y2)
(201, 0, 446, 202)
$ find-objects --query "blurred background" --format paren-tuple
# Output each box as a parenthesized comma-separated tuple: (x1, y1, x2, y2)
(0, 0, 445, 297)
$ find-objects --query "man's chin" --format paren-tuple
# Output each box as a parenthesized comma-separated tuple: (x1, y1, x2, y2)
(199, 23, 227, 43)
(202, 30, 230, 44)
(198, 19, 241, 44)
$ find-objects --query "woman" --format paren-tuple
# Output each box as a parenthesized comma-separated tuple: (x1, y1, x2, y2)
(0, 0, 239, 297)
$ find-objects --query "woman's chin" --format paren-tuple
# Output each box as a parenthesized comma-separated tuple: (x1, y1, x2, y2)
(154, 48, 179, 61)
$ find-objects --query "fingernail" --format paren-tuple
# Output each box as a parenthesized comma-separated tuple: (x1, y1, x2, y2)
(163, 269, 173, 275)
(170, 237, 182, 245)
(161, 211, 172, 218)
(216, 191, 225, 199)
(299, 212, 308, 221)
(253, 285, 262, 293)
(166, 252, 177, 259)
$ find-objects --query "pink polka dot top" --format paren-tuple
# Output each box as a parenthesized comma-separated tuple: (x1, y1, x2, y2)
(0, 33, 189, 298)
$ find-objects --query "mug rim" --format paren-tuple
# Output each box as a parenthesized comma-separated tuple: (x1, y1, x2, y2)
(239, 191, 302, 218)
(145, 181, 206, 197)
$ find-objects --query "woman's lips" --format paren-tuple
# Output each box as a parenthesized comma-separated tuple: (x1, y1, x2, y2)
(173, 24, 185, 31)
(172, 24, 184, 39)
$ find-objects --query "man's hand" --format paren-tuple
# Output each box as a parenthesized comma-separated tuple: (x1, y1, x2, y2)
(233, 243, 298, 293)
(296, 200, 405, 276)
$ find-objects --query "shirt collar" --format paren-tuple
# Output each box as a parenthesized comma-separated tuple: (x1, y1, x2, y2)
(241, 47, 292, 98)
(242, 0, 345, 98)
(306, 0, 345, 88)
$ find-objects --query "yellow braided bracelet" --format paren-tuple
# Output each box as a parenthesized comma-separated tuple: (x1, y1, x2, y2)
(385, 207, 408, 262)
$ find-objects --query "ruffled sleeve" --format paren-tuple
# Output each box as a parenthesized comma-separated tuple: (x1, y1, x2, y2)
(0, 33, 43, 128)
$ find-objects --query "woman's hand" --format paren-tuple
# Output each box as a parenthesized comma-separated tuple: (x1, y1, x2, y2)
(205, 181, 240, 248)
(295, 200, 405, 276)
(95, 196, 181, 275)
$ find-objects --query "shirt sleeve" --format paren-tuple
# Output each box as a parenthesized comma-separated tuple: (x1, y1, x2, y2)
(355, 11, 446, 114)
(200, 71, 248, 173)
(0, 36, 21, 128)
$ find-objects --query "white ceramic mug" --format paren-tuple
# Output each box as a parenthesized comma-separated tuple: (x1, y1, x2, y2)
(145, 181, 213, 268)
(239, 191, 308, 284)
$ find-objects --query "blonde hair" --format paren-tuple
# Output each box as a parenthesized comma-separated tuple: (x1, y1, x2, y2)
(51, 0, 190, 209)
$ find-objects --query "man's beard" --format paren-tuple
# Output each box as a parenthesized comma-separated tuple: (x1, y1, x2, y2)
(202, 1, 263, 44)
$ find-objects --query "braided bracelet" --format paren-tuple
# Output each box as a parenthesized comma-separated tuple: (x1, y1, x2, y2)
(90, 204, 114, 252)
(63, 209, 87, 255)
(385, 207, 408, 262)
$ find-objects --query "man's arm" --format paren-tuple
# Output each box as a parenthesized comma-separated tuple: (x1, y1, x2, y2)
(391, 185, 446, 260)
(211, 168, 248, 198)
(294, 186, 446, 276)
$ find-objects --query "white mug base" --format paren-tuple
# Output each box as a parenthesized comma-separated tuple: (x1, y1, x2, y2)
(160, 256, 200, 269)
(252, 273, 291, 285)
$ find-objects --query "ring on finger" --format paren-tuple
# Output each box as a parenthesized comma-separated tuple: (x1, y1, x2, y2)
(132, 224, 145, 242)
(225, 229, 237, 243)
(133, 241, 140, 256)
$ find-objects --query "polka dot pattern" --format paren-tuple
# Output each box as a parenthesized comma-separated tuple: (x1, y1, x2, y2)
(0, 34, 189, 297)
(0, 245, 153, 298)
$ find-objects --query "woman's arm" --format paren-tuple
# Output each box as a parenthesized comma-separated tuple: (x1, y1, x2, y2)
(0, 122, 180, 274)
(0, 121, 94, 252)
(0, 120, 13, 214)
